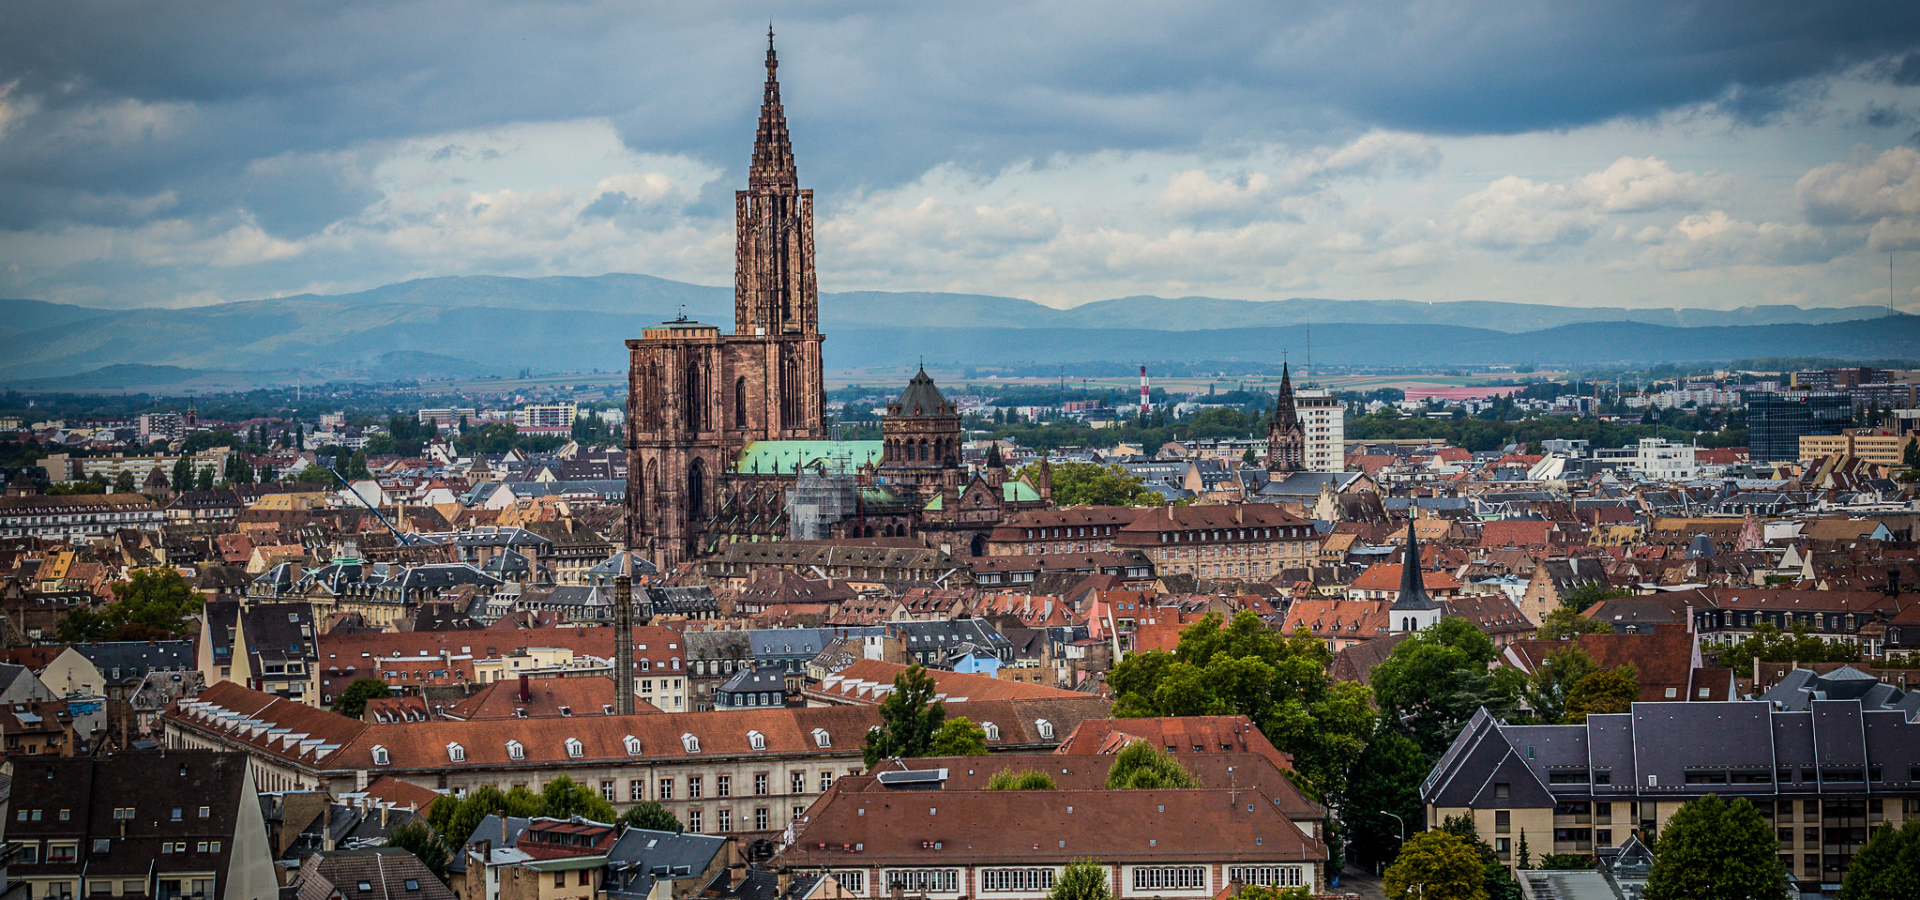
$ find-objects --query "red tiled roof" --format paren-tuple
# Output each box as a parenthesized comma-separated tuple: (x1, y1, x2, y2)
(807, 659, 1086, 706)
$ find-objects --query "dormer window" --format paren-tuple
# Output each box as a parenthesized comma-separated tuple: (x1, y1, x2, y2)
(624, 735, 643, 755)
(982, 722, 999, 742)
(446, 742, 465, 763)
(507, 740, 525, 760)
(748, 730, 767, 751)
(812, 728, 831, 748)
(371, 745, 389, 766)
(681, 733, 700, 753)
(1036, 718, 1054, 740)
(565, 738, 583, 758)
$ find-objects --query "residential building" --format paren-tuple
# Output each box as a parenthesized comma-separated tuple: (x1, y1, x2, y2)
(1422, 702, 1920, 888)
(165, 682, 1110, 833)
(1632, 438, 1697, 480)
(292, 849, 456, 900)
(9, 749, 278, 900)
(772, 759, 1329, 896)
(1799, 428, 1919, 466)
(0, 494, 165, 541)
(1112, 504, 1316, 581)
(1295, 386, 1345, 473)
(984, 508, 1142, 557)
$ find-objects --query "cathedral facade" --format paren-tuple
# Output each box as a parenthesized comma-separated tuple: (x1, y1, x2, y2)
(626, 36, 827, 569)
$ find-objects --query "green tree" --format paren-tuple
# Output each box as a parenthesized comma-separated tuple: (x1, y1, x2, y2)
(1371, 618, 1521, 757)
(1233, 888, 1311, 900)
(1839, 820, 1920, 900)
(171, 455, 193, 490)
(291, 465, 333, 483)
(386, 820, 450, 882)
(194, 465, 215, 491)
(1643, 795, 1788, 900)
(1557, 582, 1632, 611)
(331, 678, 392, 719)
(1562, 665, 1638, 722)
(1437, 814, 1522, 900)
(1105, 741, 1200, 789)
(1517, 647, 1600, 725)
(619, 801, 684, 833)
(1516, 830, 1531, 869)
(1108, 611, 1375, 801)
(1342, 729, 1427, 869)
(1536, 606, 1613, 641)
(112, 470, 137, 493)
(1017, 461, 1165, 506)
(1715, 623, 1861, 668)
(1383, 830, 1488, 900)
(540, 774, 617, 822)
(863, 664, 945, 765)
(1048, 860, 1112, 900)
(986, 768, 1058, 790)
(346, 449, 371, 479)
(929, 717, 988, 757)
(57, 568, 205, 642)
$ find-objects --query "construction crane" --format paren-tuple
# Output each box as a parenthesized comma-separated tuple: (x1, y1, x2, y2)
(323, 461, 417, 546)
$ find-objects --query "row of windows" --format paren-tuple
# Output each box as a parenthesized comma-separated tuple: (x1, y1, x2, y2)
(980, 869, 1056, 892)
(1228, 867, 1304, 888)
(393, 726, 818, 765)
(617, 770, 839, 802)
(1133, 868, 1207, 890)
(1156, 527, 1304, 544)
(887, 871, 959, 893)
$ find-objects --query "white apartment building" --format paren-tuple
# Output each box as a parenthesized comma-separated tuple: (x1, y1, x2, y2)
(1296, 388, 1345, 473)
(516, 403, 579, 428)
(1634, 437, 1698, 480)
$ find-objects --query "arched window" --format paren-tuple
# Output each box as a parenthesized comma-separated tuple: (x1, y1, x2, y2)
(687, 458, 707, 524)
(981, 722, 999, 742)
(446, 743, 465, 763)
(506, 740, 525, 760)
(812, 728, 831, 748)
(684, 361, 705, 431)
(681, 733, 701, 753)
(370, 745, 389, 766)
(748, 730, 767, 751)
(565, 738, 583, 758)
(735, 377, 749, 428)
(624, 735, 643, 755)
(1035, 719, 1054, 740)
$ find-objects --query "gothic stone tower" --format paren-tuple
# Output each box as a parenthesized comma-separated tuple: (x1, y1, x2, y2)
(626, 33, 827, 568)
(1266, 363, 1305, 475)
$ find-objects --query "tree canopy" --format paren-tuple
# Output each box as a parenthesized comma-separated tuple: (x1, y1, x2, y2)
(1342, 728, 1427, 870)
(863, 664, 946, 766)
(929, 717, 988, 757)
(1383, 830, 1489, 900)
(330, 678, 392, 719)
(1048, 860, 1113, 900)
(386, 821, 450, 882)
(1562, 664, 1638, 722)
(56, 567, 205, 642)
(1644, 795, 1789, 900)
(1536, 606, 1613, 641)
(1108, 611, 1374, 801)
(1105, 741, 1200, 789)
(987, 768, 1059, 790)
(1839, 820, 1920, 900)
(1016, 461, 1165, 506)
(1371, 618, 1521, 757)
(619, 801, 684, 834)
(1713, 622, 1861, 668)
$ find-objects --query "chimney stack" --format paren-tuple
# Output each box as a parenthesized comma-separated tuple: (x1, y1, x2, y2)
(518, 673, 530, 704)
(614, 556, 636, 715)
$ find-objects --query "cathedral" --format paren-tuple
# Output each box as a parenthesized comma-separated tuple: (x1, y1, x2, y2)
(627, 38, 1045, 568)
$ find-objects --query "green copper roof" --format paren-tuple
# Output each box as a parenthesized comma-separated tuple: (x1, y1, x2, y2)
(1004, 480, 1041, 502)
(732, 440, 883, 475)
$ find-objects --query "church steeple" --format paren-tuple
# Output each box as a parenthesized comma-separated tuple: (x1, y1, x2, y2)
(749, 28, 798, 189)
(734, 29, 819, 340)
(1265, 363, 1305, 474)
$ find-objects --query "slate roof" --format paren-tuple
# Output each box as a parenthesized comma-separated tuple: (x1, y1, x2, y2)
(72, 639, 195, 686)
(604, 828, 728, 900)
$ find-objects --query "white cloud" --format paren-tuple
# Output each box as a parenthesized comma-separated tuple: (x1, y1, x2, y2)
(1631, 210, 1833, 270)
(1797, 146, 1920, 251)
(1454, 156, 1725, 249)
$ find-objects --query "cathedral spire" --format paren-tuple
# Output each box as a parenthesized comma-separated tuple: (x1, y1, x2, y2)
(750, 28, 798, 188)
(1265, 362, 1304, 474)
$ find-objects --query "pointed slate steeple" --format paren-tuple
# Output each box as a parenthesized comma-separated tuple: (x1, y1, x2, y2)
(1266, 362, 1305, 474)
(1392, 517, 1440, 612)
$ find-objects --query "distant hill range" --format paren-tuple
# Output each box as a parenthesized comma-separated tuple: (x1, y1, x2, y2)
(0, 273, 1911, 388)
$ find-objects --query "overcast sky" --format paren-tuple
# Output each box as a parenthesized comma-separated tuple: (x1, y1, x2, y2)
(4, 1, 1920, 312)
